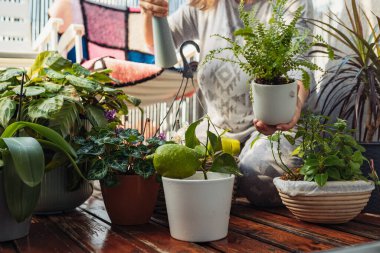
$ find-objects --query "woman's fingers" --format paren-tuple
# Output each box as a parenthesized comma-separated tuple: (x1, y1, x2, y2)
(140, 0, 169, 17)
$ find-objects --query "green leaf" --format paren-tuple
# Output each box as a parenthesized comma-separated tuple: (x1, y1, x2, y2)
(65, 75, 100, 92)
(283, 134, 295, 145)
(304, 158, 319, 167)
(0, 68, 25, 82)
(28, 96, 64, 120)
(349, 161, 361, 172)
(41, 82, 63, 93)
(2, 137, 44, 187)
(1, 121, 77, 158)
(43, 68, 66, 80)
(3, 150, 41, 222)
(49, 102, 81, 137)
(207, 131, 222, 153)
(323, 155, 345, 167)
(315, 173, 328, 186)
(300, 164, 317, 176)
(185, 118, 203, 148)
(352, 150, 364, 163)
(12, 86, 45, 96)
(0, 98, 16, 127)
(45, 53, 72, 71)
(86, 159, 107, 180)
(327, 167, 341, 180)
(85, 105, 108, 127)
(89, 72, 116, 84)
(291, 146, 301, 156)
(0, 82, 11, 92)
(210, 153, 241, 176)
(72, 63, 91, 77)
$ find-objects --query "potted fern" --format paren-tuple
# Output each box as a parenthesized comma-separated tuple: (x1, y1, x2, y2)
(0, 51, 139, 213)
(203, 0, 331, 125)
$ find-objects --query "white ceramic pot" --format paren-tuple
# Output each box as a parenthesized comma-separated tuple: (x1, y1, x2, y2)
(273, 177, 375, 224)
(251, 80, 297, 125)
(162, 172, 235, 242)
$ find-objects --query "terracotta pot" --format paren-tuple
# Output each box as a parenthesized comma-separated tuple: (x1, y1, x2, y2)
(274, 178, 374, 224)
(0, 172, 31, 242)
(101, 175, 159, 225)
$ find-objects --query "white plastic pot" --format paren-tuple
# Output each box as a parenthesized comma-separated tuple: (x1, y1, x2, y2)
(162, 172, 235, 242)
(251, 80, 297, 125)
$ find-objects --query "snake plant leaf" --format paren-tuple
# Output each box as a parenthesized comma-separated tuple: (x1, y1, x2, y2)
(3, 149, 41, 222)
(28, 95, 64, 120)
(2, 137, 44, 187)
(0, 98, 16, 128)
(1, 121, 77, 159)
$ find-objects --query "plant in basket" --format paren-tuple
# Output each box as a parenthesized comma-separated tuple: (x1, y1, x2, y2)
(74, 123, 166, 225)
(203, 0, 333, 125)
(0, 51, 140, 213)
(268, 113, 375, 224)
(148, 116, 241, 242)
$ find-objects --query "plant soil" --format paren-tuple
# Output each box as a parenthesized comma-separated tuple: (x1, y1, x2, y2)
(255, 77, 294, 85)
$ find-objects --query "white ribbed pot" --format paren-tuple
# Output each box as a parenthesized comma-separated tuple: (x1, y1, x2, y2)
(273, 178, 375, 224)
(162, 172, 235, 242)
(251, 80, 297, 125)
(0, 172, 31, 242)
(34, 166, 93, 214)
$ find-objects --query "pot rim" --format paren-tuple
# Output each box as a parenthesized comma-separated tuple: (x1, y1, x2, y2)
(273, 177, 375, 197)
(251, 79, 296, 86)
(162, 172, 235, 183)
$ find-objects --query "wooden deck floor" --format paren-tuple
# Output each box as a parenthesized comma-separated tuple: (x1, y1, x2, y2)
(1, 191, 380, 253)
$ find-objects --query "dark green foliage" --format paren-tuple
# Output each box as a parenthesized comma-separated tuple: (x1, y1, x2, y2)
(75, 124, 166, 187)
(273, 113, 367, 186)
(203, 0, 332, 87)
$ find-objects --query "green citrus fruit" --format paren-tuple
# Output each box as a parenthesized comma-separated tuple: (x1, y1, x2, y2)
(221, 137, 241, 156)
(153, 144, 202, 179)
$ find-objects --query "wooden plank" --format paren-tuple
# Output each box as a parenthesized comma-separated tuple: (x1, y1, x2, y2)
(0, 242, 17, 253)
(47, 211, 157, 252)
(229, 216, 337, 252)
(151, 214, 289, 253)
(232, 205, 371, 246)
(81, 198, 216, 252)
(354, 213, 380, 227)
(14, 216, 86, 253)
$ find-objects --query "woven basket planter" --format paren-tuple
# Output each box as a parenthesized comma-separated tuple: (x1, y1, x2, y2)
(274, 178, 375, 224)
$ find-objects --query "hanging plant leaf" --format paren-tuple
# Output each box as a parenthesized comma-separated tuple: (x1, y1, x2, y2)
(185, 118, 203, 148)
(28, 95, 64, 120)
(0, 98, 16, 127)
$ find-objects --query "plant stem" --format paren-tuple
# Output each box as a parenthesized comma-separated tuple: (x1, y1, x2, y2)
(201, 120, 211, 180)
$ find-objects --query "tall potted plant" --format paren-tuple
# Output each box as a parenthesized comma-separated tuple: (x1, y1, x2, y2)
(268, 113, 375, 223)
(75, 123, 165, 225)
(149, 117, 241, 242)
(203, 0, 331, 125)
(308, 0, 380, 213)
(0, 51, 140, 213)
(0, 121, 79, 241)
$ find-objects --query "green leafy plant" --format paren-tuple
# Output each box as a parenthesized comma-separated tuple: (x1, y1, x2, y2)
(0, 121, 80, 222)
(309, 0, 380, 142)
(0, 51, 140, 138)
(203, 0, 331, 87)
(268, 113, 367, 186)
(150, 116, 242, 180)
(74, 123, 166, 187)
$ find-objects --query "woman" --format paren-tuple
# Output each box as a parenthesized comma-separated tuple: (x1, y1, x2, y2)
(140, 0, 312, 206)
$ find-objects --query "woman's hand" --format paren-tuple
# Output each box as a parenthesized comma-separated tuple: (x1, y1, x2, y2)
(140, 0, 169, 17)
(253, 81, 308, 136)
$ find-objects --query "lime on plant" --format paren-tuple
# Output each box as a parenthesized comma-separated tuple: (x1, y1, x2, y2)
(221, 137, 240, 156)
(151, 144, 202, 179)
